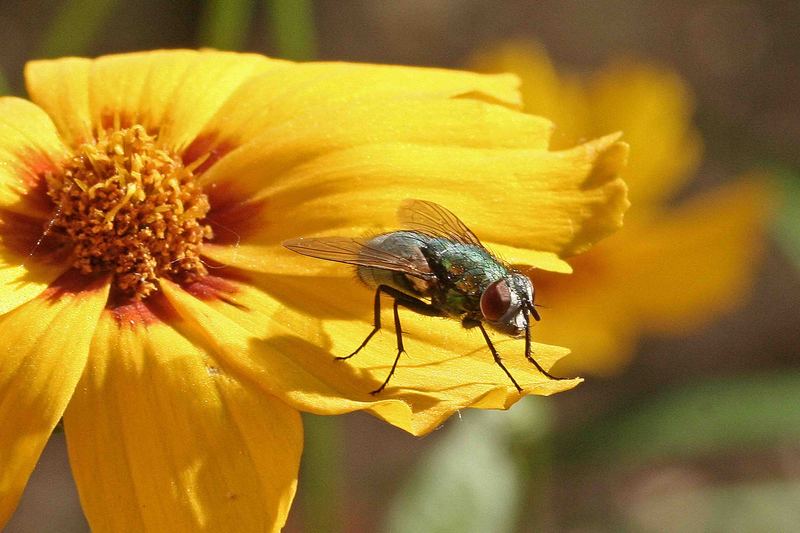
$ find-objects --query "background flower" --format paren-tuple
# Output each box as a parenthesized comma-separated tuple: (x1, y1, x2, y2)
(471, 41, 773, 375)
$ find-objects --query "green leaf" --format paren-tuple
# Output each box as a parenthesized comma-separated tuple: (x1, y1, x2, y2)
(385, 400, 552, 533)
(556, 372, 800, 466)
(773, 169, 800, 271)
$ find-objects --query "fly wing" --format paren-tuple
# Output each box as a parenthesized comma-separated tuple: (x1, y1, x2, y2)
(397, 199, 483, 247)
(282, 236, 435, 279)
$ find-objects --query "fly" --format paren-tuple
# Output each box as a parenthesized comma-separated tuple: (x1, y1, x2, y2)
(283, 199, 568, 395)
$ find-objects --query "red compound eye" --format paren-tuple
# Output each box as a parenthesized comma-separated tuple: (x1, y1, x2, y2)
(480, 279, 512, 321)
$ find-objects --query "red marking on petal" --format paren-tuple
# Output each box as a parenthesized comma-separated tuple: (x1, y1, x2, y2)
(42, 269, 108, 300)
(184, 274, 237, 298)
(105, 290, 178, 328)
(205, 197, 269, 244)
(182, 275, 250, 311)
(0, 208, 68, 263)
(99, 109, 137, 131)
(182, 133, 237, 175)
(15, 148, 60, 213)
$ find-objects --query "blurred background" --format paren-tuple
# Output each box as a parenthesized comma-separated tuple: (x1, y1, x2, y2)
(3, 1, 799, 531)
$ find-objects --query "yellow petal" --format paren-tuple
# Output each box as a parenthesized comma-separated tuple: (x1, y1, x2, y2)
(24, 57, 93, 145)
(26, 50, 281, 150)
(469, 41, 703, 212)
(612, 178, 773, 333)
(201, 242, 362, 277)
(0, 273, 108, 527)
(535, 178, 773, 375)
(590, 61, 702, 209)
(202, 241, 574, 279)
(194, 60, 526, 157)
(199, 97, 552, 203)
(488, 242, 573, 274)
(468, 40, 590, 149)
(0, 241, 69, 315)
(528, 263, 641, 376)
(64, 299, 302, 532)
(200, 134, 628, 277)
(160, 277, 579, 437)
(0, 98, 72, 314)
(0, 97, 68, 218)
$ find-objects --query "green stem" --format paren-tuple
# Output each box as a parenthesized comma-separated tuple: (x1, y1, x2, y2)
(36, 0, 120, 58)
(265, 0, 317, 60)
(300, 414, 343, 533)
(0, 67, 10, 95)
(773, 169, 800, 271)
(198, 0, 255, 50)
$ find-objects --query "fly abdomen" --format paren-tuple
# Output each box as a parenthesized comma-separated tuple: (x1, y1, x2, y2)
(355, 231, 435, 297)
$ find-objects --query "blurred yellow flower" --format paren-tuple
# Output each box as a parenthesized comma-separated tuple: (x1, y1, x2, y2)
(0, 50, 628, 529)
(470, 41, 771, 375)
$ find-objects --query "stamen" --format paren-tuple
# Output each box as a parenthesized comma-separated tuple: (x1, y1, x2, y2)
(45, 125, 214, 300)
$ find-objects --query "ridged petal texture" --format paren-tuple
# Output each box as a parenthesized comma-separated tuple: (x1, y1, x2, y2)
(0, 49, 632, 529)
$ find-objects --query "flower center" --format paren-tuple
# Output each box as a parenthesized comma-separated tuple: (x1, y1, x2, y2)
(45, 125, 212, 300)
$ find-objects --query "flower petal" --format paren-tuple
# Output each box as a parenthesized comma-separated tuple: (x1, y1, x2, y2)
(201, 241, 574, 278)
(26, 50, 282, 150)
(0, 272, 108, 527)
(64, 298, 302, 532)
(587, 62, 702, 210)
(198, 97, 552, 205)
(611, 179, 772, 333)
(160, 276, 579, 437)
(536, 178, 773, 375)
(590, 61, 702, 209)
(24, 57, 93, 146)
(0, 97, 68, 218)
(0, 243, 69, 315)
(487, 243, 573, 274)
(0, 98, 73, 313)
(527, 261, 641, 376)
(198, 60, 522, 148)
(469, 41, 702, 211)
(468, 40, 590, 149)
(201, 134, 628, 276)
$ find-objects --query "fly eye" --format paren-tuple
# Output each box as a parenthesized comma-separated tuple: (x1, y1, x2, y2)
(480, 279, 512, 321)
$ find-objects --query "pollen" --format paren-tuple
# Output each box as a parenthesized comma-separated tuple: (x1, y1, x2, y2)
(45, 125, 213, 299)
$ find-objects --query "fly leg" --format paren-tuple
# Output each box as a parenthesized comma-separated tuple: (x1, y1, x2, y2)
(474, 321, 523, 393)
(523, 305, 569, 381)
(335, 285, 385, 361)
(336, 285, 441, 395)
(370, 298, 404, 395)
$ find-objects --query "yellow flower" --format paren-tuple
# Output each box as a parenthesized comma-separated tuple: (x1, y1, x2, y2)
(470, 41, 771, 375)
(0, 50, 628, 530)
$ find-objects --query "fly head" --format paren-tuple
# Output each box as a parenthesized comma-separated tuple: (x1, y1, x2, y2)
(479, 272, 537, 336)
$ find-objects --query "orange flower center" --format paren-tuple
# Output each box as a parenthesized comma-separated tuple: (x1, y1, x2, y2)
(44, 125, 212, 299)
